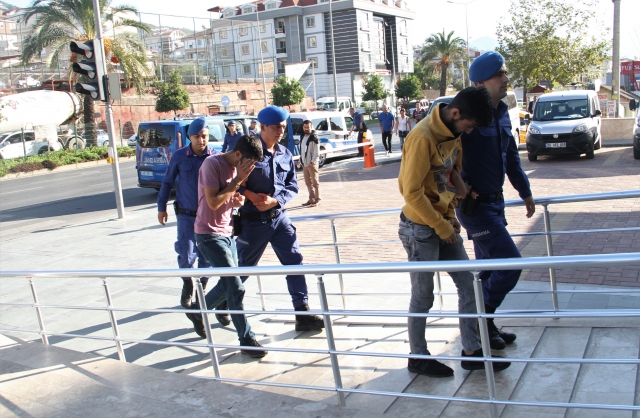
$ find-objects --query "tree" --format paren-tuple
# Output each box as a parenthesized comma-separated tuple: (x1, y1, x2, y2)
(395, 74, 422, 102)
(271, 76, 305, 107)
(362, 74, 389, 108)
(421, 30, 465, 96)
(20, 0, 151, 146)
(497, 0, 609, 104)
(154, 70, 190, 115)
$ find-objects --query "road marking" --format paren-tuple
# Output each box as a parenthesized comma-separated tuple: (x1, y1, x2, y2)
(0, 186, 43, 195)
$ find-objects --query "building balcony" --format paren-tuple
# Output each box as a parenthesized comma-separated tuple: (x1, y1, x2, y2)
(276, 47, 287, 55)
(277, 67, 285, 74)
(274, 27, 286, 38)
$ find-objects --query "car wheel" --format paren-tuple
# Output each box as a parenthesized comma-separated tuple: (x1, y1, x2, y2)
(585, 150, 594, 159)
(67, 137, 85, 150)
(37, 147, 49, 155)
(318, 148, 326, 168)
(593, 134, 601, 150)
(527, 153, 537, 162)
(633, 144, 640, 159)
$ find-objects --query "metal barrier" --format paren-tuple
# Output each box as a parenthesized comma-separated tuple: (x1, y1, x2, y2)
(2, 252, 640, 417)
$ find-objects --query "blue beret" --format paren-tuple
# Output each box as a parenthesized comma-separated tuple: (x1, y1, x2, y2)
(187, 117, 208, 137)
(227, 120, 236, 126)
(258, 106, 289, 125)
(251, 119, 258, 124)
(469, 51, 505, 83)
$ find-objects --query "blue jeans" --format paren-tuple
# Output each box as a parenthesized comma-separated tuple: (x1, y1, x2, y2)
(236, 212, 309, 308)
(176, 215, 210, 284)
(398, 214, 481, 353)
(194, 233, 254, 344)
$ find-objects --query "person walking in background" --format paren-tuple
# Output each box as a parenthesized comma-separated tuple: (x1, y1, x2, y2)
(296, 120, 320, 207)
(396, 108, 412, 151)
(186, 134, 267, 358)
(348, 107, 368, 157)
(456, 51, 536, 351)
(398, 86, 510, 377)
(222, 120, 242, 152)
(378, 104, 395, 156)
(157, 117, 214, 308)
(412, 101, 426, 124)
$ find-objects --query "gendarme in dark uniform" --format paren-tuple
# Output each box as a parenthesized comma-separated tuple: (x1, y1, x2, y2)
(455, 51, 536, 350)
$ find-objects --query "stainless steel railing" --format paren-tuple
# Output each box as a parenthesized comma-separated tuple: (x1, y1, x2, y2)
(2, 252, 640, 417)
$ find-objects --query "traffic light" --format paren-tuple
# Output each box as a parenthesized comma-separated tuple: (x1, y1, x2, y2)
(70, 39, 106, 101)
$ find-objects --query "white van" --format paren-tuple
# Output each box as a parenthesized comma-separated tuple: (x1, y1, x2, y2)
(289, 111, 373, 167)
(0, 130, 62, 160)
(315, 97, 353, 113)
(525, 90, 602, 161)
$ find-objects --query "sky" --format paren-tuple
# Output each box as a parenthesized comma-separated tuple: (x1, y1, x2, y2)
(8, 0, 640, 58)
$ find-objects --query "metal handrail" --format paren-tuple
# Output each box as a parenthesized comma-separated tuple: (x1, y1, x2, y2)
(4, 252, 640, 416)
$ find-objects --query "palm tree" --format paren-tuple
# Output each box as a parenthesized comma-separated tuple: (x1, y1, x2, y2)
(20, 0, 151, 145)
(421, 30, 465, 96)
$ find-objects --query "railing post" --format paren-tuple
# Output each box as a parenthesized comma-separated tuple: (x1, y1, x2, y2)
(195, 278, 221, 379)
(472, 271, 499, 418)
(102, 277, 126, 362)
(28, 278, 48, 345)
(434, 271, 444, 311)
(256, 275, 267, 311)
(542, 203, 559, 311)
(317, 274, 345, 407)
(330, 219, 347, 310)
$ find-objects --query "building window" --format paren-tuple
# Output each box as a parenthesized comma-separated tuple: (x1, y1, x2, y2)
(241, 44, 250, 55)
(360, 12, 370, 30)
(361, 33, 370, 51)
(261, 41, 268, 53)
(260, 22, 266, 33)
(308, 57, 318, 68)
(223, 66, 230, 77)
(319, 0, 329, 3)
(307, 36, 317, 48)
(243, 64, 251, 74)
(224, 9, 235, 17)
(220, 29, 227, 39)
(306, 16, 315, 28)
(243, 6, 253, 14)
(221, 48, 228, 57)
(239, 25, 248, 36)
(267, 2, 276, 9)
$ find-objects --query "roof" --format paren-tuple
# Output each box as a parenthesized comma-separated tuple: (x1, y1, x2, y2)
(537, 90, 597, 101)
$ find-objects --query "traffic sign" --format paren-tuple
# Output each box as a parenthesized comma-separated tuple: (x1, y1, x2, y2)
(221, 95, 231, 107)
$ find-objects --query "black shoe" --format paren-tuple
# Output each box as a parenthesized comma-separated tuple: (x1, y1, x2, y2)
(215, 300, 232, 326)
(461, 349, 511, 372)
(240, 339, 268, 358)
(181, 280, 193, 308)
(294, 304, 325, 331)
(407, 354, 453, 378)
(185, 311, 207, 339)
(486, 320, 516, 349)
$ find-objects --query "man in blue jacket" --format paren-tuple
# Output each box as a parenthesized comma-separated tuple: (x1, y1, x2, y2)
(222, 120, 242, 152)
(157, 118, 217, 310)
(456, 51, 536, 350)
(378, 104, 395, 156)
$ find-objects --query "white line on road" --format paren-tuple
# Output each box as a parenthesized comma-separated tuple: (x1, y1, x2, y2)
(0, 186, 44, 195)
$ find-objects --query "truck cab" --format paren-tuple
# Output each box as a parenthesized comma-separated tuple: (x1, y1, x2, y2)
(315, 96, 353, 113)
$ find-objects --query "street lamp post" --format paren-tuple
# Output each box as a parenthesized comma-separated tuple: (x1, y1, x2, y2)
(329, 0, 339, 106)
(447, 0, 477, 88)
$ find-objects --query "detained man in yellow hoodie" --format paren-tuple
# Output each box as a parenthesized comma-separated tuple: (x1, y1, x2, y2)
(398, 87, 511, 377)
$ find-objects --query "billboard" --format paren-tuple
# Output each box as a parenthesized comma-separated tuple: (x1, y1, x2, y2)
(621, 61, 640, 91)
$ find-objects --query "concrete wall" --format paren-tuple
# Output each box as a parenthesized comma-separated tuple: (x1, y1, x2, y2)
(601, 117, 636, 142)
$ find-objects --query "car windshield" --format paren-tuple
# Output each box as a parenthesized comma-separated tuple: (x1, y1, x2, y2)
(316, 102, 336, 110)
(534, 99, 589, 121)
(0, 133, 9, 142)
(138, 126, 174, 148)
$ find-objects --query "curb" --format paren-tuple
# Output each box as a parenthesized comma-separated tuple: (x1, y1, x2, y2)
(0, 157, 136, 182)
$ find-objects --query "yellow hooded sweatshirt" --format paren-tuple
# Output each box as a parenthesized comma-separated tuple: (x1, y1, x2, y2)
(398, 104, 463, 239)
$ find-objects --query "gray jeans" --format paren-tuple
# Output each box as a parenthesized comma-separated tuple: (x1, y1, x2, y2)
(398, 214, 481, 353)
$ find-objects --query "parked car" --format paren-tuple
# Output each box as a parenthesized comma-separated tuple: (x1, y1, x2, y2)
(633, 114, 640, 160)
(370, 106, 396, 119)
(81, 129, 110, 147)
(288, 111, 374, 168)
(127, 134, 137, 148)
(14, 77, 41, 88)
(0, 130, 61, 159)
(525, 90, 602, 161)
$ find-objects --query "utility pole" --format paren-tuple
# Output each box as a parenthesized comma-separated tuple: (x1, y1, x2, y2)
(329, 0, 339, 105)
(92, 0, 125, 219)
(611, 0, 621, 117)
(256, 8, 268, 107)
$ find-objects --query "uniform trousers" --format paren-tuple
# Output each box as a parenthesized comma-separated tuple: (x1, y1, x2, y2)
(175, 214, 210, 284)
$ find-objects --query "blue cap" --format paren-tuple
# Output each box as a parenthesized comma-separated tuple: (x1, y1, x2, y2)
(257, 106, 289, 125)
(251, 119, 258, 124)
(469, 51, 505, 83)
(227, 120, 236, 127)
(187, 117, 208, 137)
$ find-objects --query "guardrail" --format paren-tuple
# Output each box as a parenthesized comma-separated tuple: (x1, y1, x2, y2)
(3, 252, 640, 417)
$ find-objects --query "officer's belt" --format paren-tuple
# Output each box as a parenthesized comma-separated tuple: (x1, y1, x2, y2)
(176, 208, 197, 217)
(475, 190, 504, 203)
(241, 209, 281, 221)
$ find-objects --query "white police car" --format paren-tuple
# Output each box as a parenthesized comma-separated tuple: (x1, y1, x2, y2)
(288, 111, 373, 167)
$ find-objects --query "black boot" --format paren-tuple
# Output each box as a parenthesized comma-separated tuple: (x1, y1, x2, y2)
(294, 304, 325, 331)
(180, 279, 193, 308)
(215, 300, 231, 326)
(484, 304, 516, 349)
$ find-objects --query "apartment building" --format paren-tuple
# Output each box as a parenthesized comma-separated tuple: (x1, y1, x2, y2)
(207, 0, 415, 105)
(145, 30, 186, 57)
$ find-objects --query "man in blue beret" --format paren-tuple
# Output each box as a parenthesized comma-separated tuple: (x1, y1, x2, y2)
(219, 105, 324, 331)
(157, 117, 218, 311)
(249, 119, 259, 135)
(456, 51, 536, 350)
(222, 120, 242, 152)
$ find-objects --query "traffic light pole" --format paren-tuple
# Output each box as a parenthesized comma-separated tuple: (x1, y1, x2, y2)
(92, 0, 125, 219)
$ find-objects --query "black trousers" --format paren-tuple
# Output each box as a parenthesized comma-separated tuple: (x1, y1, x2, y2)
(357, 130, 366, 156)
(382, 131, 393, 152)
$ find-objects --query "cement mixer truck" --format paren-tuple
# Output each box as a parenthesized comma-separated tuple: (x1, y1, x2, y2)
(0, 90, 85, 154)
